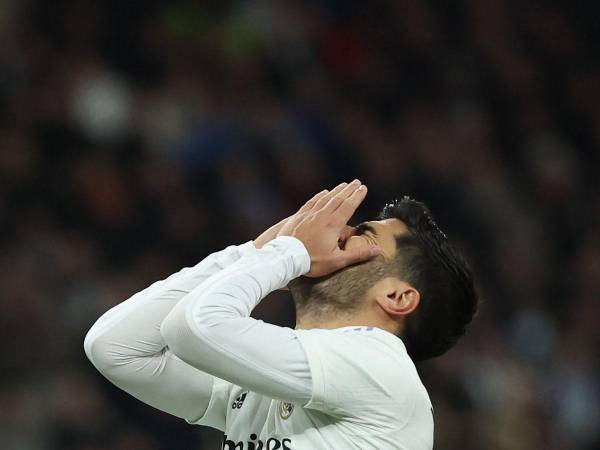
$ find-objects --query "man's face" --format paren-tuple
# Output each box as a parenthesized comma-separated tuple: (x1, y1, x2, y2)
(289, 218, 409, 314)
(342, 218, 409, 260)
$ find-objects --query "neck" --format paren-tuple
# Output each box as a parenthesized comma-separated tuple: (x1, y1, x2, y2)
(295, 308, 400, 334)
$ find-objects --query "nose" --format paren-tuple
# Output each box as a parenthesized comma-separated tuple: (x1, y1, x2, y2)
(337, 225, 358, 249)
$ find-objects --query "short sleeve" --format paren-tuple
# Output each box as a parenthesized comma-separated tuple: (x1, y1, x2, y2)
(187, 377, 232, 430)
(294, 328, 421, 424)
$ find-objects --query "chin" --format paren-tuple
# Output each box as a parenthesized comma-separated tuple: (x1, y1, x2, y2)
(289, 263, 372, 315)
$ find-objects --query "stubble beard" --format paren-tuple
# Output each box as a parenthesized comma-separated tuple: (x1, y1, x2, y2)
(289, 260, 389, 320)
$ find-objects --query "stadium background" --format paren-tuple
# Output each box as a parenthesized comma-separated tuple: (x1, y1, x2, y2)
(1, 1, 598, 449)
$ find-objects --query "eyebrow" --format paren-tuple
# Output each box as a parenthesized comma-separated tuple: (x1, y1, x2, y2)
(356, 222, 378, 237)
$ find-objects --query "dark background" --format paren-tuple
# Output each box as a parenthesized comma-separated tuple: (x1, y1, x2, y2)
(1, 1, 598, 449)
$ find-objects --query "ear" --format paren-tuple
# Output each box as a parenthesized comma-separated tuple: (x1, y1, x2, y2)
(372, 278, 420, 318)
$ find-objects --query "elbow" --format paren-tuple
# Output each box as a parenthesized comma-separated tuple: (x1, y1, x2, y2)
(83, 326, 110, 373)
(84, 323, 123, 377)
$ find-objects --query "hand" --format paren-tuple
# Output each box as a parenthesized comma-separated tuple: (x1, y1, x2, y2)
(254, 189, 330, 249)
(277, 180, 381, 277)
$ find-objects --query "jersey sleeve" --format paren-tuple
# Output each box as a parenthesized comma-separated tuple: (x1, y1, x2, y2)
(84, 241, 256, 426)
(293, 328, 424, 426)
(159, 236, 314, 405)
(189, 376, 232, 429)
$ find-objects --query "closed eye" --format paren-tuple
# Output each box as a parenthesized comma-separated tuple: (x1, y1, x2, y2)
(355, 222, 377, 237)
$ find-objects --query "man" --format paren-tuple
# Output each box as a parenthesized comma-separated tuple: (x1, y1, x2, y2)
(85, 180, 478, 449)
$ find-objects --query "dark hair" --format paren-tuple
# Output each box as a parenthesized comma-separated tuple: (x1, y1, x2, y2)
(378, 196, 478, 362)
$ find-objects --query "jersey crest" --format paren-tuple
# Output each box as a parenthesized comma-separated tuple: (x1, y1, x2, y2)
(279, 401, 294, 420)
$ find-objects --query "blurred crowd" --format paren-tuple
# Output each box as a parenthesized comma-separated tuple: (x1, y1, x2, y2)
(1, 0, 598, 449)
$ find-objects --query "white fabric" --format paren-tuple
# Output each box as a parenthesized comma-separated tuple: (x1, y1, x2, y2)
(291, 327, 434, 449)
(159, 236, 313, 406)
(85, 236, 434, 449)
(213, 327, 434, 450)
(83, 239, 311, 423)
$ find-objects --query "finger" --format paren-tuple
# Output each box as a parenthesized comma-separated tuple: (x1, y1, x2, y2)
(312, 182, 349, 211)
(320, 179, 362, 214)
(297, 189, 329, 214)
(254, 216, 290, 248)
(331, 184, 368, 226)
(331, 245, 382, 271)
(270, 216, 290, 231)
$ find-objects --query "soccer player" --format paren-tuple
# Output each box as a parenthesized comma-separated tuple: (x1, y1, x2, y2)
(85, 180, 478, 450)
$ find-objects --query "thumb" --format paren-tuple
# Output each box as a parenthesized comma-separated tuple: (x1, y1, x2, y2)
(333, 245, 382, 270)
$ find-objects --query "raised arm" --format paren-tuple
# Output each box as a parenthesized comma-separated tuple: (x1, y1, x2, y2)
(85, 182, 372, 425)
(83, 187, 333, 423)
(83, 241, 257, 422)
(160, 236, 314, 403)
(160, 181, 380, 404)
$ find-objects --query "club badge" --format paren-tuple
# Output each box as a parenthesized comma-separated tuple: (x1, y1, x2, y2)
(279, 401, 294, 420)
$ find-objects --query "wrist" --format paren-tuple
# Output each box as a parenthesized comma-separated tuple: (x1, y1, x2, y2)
(263, 236, 312, 277)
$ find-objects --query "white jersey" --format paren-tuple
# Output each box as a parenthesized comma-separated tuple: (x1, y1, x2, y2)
(85, 236, 433, 450)
(200, 327, 433, 449)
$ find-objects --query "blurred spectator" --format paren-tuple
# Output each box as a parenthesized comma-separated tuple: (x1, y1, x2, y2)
(0, 1, 598, 449)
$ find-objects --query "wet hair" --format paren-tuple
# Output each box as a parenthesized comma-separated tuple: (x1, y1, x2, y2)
(378, 196, 478, 361)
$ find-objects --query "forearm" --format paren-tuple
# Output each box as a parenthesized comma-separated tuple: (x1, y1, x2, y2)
(160, 236, 313, 404)
(84, 241, 256, 420)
